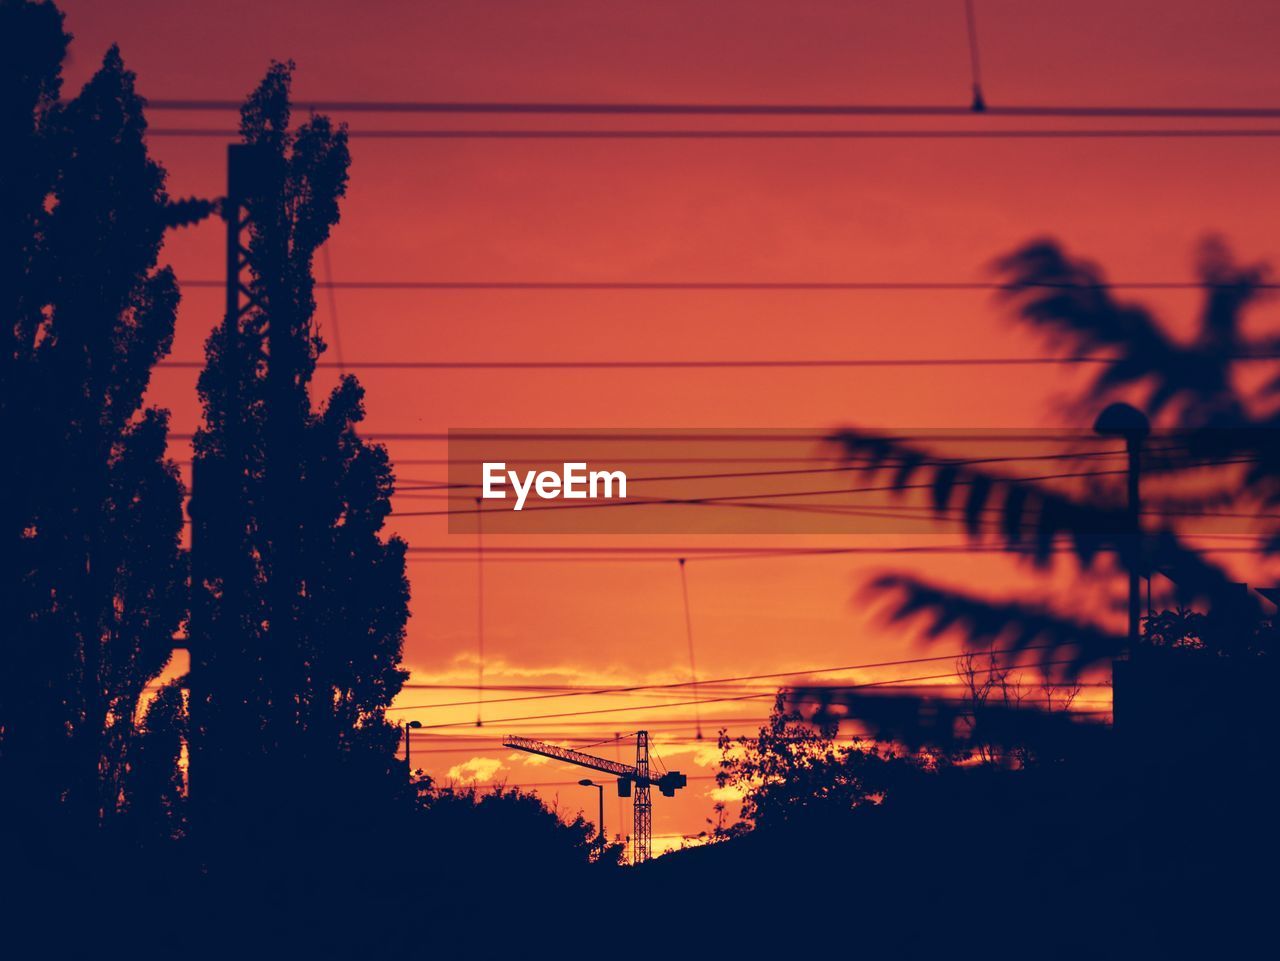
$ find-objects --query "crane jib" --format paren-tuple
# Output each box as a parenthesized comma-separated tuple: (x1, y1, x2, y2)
(502, 735, 688, 795)
(503, 732, 686, 863)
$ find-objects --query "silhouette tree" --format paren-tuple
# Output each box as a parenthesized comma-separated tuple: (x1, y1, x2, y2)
(716, 696, 914, 834)
(123, 680, 188, 839)
(0, 0, 69, 832)
(0, 0, 188, 833)
(416, 783, 623, 870)
(190, 62, 409, 848)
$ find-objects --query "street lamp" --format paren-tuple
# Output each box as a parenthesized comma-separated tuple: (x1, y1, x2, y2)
(578, 778, 605, 857)
(1094, 402, 1150, 648)
(403, 720, 422, 781)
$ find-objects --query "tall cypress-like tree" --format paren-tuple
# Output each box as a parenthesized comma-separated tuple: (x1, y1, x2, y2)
(0, 0, 187, 832)
(191, 63, 409, 846)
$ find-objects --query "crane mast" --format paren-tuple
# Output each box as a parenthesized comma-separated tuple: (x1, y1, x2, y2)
(503, 730, 686, 864)
(633, 731, 652, 864)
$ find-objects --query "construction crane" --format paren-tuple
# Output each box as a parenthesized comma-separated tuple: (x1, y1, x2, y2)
(503, 731, 687, 864)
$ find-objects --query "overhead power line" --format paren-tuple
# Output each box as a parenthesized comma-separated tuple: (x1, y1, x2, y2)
(400, 545, 1034, 556)
(395, 451, 1136, 490)
(174, 453, 1141, 468)
(405, 546, 1263, 564)
(150, 127, 1280, 140)
(168, 430, 1144, 443)
(175, 278, 1280, 291)
(392, 444, 1236, 491)
(402, 534, 1267, 565)
(402, 538, 1265, 557)
(403, 545, 1008, 556)
(387, 644, 1062, 712)
(144, 98, 1280, 118)
(410, 715, 1113, 734)
(407, 661, 1085, 729)
(438, 775, 720, 791)
(394, 674, 1112, 695)
(389, 455, 1262, 519)
(387, 466, 1137, 517)
(153, 354, 1280, 371)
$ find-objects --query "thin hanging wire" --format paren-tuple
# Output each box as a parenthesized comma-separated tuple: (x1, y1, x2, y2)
(311, 107, 348, 376)
(475, 498, 484, 726)
(964, 0, 987, 112)
(678, 558, 704, 740)
(652, 750, 669, 776)
(577, 732, 631, 750)
(319, 241, 347, 374)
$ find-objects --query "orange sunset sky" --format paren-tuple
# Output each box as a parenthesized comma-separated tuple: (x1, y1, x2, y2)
(54, 0, 1280, 848)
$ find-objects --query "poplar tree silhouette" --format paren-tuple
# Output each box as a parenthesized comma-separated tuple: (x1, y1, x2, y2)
(124, 679, 188, 839)
(190, 63, 409, 851)
(0, 0, 187, 834)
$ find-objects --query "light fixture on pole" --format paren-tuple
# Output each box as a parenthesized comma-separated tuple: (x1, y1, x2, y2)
(578, 778, 605, 857)
(1093, 402, 1150, 648)
(403, 720, 422, 781)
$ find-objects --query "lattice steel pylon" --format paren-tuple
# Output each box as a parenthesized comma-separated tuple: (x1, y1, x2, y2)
(504, 730, 686, 864)
(187, 143, 269, 810)
(633, 731, 652, 864)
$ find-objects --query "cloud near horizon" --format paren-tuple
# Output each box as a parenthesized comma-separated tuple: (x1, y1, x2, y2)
(447, 756, 505, 783)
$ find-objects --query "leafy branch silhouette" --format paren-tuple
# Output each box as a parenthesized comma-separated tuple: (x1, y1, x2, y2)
(802, 239, 1277, 750)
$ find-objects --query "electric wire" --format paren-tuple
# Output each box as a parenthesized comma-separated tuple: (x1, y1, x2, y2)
(152, 354, 1280, 370)
(677, 558, 703, 740)
(144, 98, 1280, 118)
(386, 644, 1061, 712)
(175, 278, 1280, 291)
(150, 126, 1280, 140)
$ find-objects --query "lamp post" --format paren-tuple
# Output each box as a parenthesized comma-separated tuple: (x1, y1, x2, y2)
(578, 778, 605, 857)
(1093, 402, 1151, 649)
(403, 720, 422, 782)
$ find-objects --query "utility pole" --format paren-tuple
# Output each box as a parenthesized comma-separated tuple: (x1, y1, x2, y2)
(1094, 402, 1150, 649)
(1125, 425, 1144, 646)
(578, 779, 605, 858)
(188, 143, 267, 814)
(403, 720, 422, 782)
